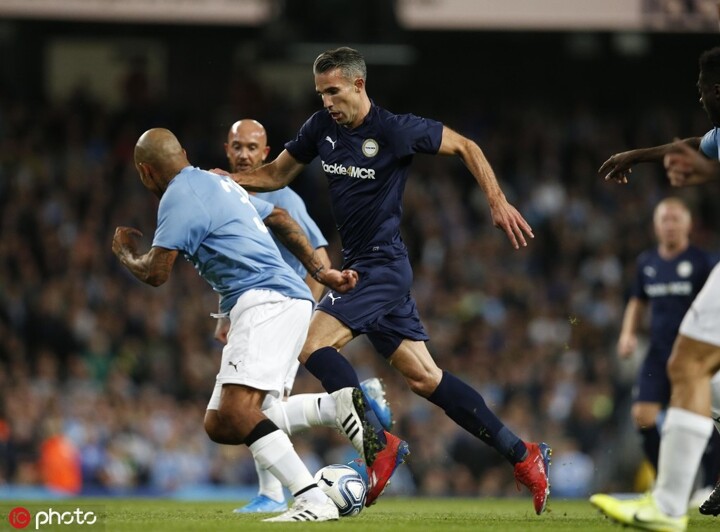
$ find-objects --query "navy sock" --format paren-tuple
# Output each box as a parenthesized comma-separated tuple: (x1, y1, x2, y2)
(428, 371, 527, 464)
(304, 347, 386, 445)
(304, 346, 360, 393)
(701, 429, 720, 487)
(639, 426, 660, 472)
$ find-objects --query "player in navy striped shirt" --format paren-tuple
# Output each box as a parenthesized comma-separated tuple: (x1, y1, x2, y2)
(228, 47, 551, 513)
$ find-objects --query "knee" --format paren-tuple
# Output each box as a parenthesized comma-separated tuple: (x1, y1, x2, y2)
(299, 337, 325, 364)
(204, 410, 227, 444)
(205, 403, 254, 445)
(405, 368, 443, 397)
(631, 404, 659, 429)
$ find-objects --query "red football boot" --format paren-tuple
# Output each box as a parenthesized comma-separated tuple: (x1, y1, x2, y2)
(365, 430, 410, 506)
(513, 442, 552, 515)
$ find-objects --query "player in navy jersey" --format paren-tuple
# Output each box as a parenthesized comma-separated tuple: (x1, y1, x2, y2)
(219, 118, 393, 514)
(617, 198, 718, 495)
(225, 47, 551, 514)
(112, 127, 365, 522)
(591, 48, 720, 530)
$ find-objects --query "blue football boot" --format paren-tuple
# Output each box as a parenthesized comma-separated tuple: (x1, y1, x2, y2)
(233, 494, 288, 514)
(360, 377, 393, 431)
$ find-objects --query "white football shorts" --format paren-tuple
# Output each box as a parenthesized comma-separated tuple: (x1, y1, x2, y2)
(679, 263, 720, 347)
(206, 289, 311, 411)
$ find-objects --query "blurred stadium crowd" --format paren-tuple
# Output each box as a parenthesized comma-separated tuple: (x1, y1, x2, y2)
(2, 40, 720, 501)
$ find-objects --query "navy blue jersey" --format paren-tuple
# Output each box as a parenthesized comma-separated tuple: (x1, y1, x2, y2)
(285, 103, 443, 265)
(632, 245, 713, 349)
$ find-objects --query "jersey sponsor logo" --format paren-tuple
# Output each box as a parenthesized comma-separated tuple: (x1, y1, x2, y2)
(677, 260, 693, 278)
(645, 281, 693, 297)
(228, 360, 241, 372)
(321, 160, 376, 179)
(362, 138, 379, 157)
(643, 266, 657, 278)
(325, 136, 337, 150)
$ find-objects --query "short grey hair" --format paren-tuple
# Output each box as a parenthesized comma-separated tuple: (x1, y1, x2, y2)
(313, 47, 367, 81)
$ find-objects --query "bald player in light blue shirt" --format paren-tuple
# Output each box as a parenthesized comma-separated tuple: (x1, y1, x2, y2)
(112, 128, 358, 522)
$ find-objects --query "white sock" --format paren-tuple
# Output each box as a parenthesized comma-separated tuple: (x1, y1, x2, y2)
(254, 460, 284, 502)
(653, 407, 714, 517)
(248, 429, 326, 503)
(316, 395, 337, 423)
(262, 393, 333, 436)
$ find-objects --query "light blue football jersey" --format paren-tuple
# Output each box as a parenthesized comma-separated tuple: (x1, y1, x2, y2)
(152, 166, 313, 313)
(700, 127, 719, 159)
(255, 188, 328, 280)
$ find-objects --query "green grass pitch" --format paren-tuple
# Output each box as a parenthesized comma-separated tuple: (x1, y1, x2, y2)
(3, 498, 719, 531)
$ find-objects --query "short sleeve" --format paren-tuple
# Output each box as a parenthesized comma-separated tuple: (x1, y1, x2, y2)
(285, 114, 321, 164)
(699, 128, 719, 160)
(248, 195, 274, 220)
(387, 113, 444, 158)
(152, 185, 210, 255)
(630, 254, 647, 301)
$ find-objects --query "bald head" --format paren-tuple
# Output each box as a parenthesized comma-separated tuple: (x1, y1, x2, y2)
(228, 119, 267, 144)
(653, 197, 692, 254)
(135, 128, 187, 169)
(134, 128, 189, 197)
(225, 119, 270, 173)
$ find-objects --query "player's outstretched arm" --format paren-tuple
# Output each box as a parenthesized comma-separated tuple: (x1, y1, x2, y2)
(112, 226, 179, 286)
(599, 137, 702, 184)
(263, 207, 358, 294)
(664, 140, 720, 187)
(305, 246, 332, 301)
(438, 126, 534, 250)
(236, 150, 306, 192)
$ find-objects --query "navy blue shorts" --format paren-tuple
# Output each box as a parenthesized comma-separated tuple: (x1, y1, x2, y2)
(633, 345, 672, 404)
(316, 255, 429, 358)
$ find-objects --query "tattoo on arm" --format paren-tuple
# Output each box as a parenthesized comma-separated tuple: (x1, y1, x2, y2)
(266, 208, 323, 275)
(119, 247, 178, 286)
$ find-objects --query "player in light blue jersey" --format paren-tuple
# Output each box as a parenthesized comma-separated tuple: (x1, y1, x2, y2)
(220, 47, 551, 514)
(112, 128, 362, 522)
(220, 119, 393, 514)
(591, 48, 720, 530)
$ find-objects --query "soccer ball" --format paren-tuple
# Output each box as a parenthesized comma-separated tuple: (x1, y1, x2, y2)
(314, 464, 367, 517)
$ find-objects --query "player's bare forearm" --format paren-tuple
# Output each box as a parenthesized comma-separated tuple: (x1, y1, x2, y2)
(117, 248, 176, 286)
(664, 141, 720, 186)
(600, 137, 702, 183)
(305, 247, 331, 301)
(264, 207, 325, 275)
(112, 227, 177, 286)
(618, 297, 645, 358)
(440, 130, 503, 202)
(233, 150, 303, 192)
(620, 297, 644, 338)
(438, 127, 533, 248)
(263, 208, 357, 293)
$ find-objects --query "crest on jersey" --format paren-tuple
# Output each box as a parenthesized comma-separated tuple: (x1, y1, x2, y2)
(362, 138, 379, 158)
(677, 260, 693, 278)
